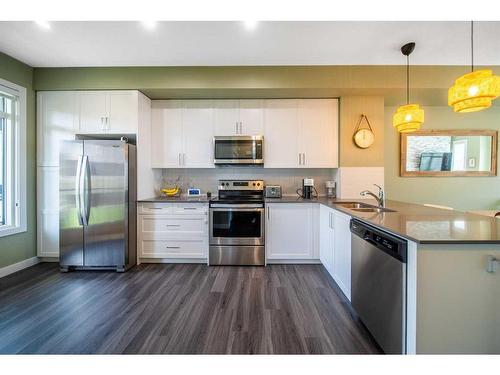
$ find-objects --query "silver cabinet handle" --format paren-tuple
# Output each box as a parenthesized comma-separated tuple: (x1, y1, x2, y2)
(183, 207, 197, 210)
(183, 153, 186, 166)
(267, 207, 270, 220)
(236, 121, 239, 134)
(239, 121, 243, 134)
(179, 153, 182, 166)
(166, 224, 181, 227)
(298, 153, 301, 165)
(303, 153, 306, 165)
(106, 116, 109, 131)
(166, 246, 181, 249)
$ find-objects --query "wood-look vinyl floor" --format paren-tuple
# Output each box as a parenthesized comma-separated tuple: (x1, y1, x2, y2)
(0, 263, 382, 354)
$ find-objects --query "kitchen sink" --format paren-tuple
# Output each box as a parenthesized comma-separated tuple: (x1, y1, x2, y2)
(335, 202, 372, 209)
(333, 202, 395, 213)
(350, 207, 395, 213)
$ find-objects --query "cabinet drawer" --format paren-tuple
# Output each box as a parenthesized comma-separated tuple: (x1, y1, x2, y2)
(138, 203, 172, 215)
(140, 216, 207, 237)
(140, 239, 207, 258)
(171, 204, 208, 214)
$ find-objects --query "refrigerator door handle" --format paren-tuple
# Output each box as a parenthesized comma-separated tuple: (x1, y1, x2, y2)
(75, 155, 84, 226)
(81, 155, 91, 226)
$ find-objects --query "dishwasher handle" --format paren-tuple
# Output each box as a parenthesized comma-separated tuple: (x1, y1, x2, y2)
(350, 219, 408, 263)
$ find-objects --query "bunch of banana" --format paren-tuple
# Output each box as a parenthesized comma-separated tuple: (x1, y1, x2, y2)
(161, 187, 180, 196)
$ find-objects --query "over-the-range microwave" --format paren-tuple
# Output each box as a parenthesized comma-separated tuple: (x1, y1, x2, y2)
(213, 136, 264, 165)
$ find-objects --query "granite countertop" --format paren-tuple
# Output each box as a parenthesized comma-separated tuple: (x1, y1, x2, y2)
(139, 196, 210, 203)
(266, 196, 500, 244)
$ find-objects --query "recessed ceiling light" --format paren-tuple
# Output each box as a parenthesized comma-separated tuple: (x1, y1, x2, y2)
(141, 21, 157, 30)
(243, 20, 258, 31)
(34, 21, 51, 30)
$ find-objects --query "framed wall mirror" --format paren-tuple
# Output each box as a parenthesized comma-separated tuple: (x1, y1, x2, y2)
(401, 130, 498, 177)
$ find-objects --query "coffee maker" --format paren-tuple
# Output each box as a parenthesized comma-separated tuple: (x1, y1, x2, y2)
(297, 178, 318, 199)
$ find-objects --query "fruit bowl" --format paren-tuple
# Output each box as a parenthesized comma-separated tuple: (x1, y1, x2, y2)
(161, 186, 181, 197)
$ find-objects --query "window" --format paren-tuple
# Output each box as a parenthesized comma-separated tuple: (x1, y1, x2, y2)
(452, 139, 468, 171)
(0, 78, 26, 237)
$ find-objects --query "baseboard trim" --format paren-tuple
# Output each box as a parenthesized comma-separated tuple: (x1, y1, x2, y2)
(138, 258, 208, 264)
(266, 259, 322, 264)
(38, 257, 59, 263)
(0, 256, 40, 279)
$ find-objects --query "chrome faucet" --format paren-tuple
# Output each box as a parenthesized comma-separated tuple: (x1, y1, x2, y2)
(360, 184, 385, 207)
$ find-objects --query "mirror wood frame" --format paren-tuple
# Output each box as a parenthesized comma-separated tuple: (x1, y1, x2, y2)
(400, 129, 498, 177)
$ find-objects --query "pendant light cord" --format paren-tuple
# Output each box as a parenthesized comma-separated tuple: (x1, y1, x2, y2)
(471, 20, 474, 72)
(406, 54, 410, 104)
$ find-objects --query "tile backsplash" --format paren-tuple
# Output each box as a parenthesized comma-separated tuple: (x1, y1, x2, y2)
(154, 168, 338, 197)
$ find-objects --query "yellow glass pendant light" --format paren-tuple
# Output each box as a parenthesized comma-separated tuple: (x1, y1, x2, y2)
(448, 21, 500, 113)
(393, 42, 424, 133)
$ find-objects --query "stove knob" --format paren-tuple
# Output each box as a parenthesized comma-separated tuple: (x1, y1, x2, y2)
(257, 182, 261, 186)
(252, 183, 256, 186)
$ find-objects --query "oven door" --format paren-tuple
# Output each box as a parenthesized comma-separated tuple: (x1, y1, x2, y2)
(213, 136, 263, 165)
(210, 205, 265, 246)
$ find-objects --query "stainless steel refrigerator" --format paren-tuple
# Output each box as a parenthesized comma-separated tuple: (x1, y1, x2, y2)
(59, 139, 137, 272)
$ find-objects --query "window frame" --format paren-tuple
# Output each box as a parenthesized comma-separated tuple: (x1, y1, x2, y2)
(0, 77, 27, 238)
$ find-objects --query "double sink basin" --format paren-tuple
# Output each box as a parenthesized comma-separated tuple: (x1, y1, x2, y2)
(333, 202, 395, 214)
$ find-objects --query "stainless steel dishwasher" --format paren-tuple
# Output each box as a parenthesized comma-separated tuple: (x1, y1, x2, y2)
(350, 219, 408, 354)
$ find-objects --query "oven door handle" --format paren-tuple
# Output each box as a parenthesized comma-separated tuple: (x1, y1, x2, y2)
(210, 207, 264, 212)
(210, 204, 264, 209)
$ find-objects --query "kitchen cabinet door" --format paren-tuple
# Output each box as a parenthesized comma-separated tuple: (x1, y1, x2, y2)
(182, 100, 214, 168)
(264, 99, 300, 168)
(37, 166, 60, 258)
(78, 91, 107, 133)
(319, 205, 335, 276)
(266, 203, 314, 260)
(298, 99, 339, 168)
(151, 101, 183, 168)
(214, 100, 240, 135)
(37, 91, 78, 167)
(239, 99, 264, 135)
(107, 91, 138, 134)
(333, 210, 351, 300)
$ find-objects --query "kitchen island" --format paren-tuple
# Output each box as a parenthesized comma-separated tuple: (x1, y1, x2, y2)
(267, 196, 500, 354)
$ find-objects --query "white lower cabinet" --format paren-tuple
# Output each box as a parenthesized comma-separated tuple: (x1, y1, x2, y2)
(266, 203, 316, 261)
(319, 205, 352, 300)
(319, 205, 335, 276)
(137, 203, 209, 261)
(332, 210, 352, 300)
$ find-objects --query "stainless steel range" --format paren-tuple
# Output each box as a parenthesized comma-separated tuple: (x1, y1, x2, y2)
(209, 180, 265, 266)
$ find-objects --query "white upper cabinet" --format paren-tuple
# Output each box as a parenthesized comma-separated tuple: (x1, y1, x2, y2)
(78, 91, 108, 133)
(214, 99, 264, 136)
(151, 100, 215, 168)
(107, 91, 139, 133)
(264, 98, 338, 168)
(239, 99, 264, 135)
(78, 90, 138, 134)
(298, 99, 339, 168)
(37, 91, 78, 167)
(214, 100, 240, 135)
(182, 100, 214, 168)
(264, 99, 300, 168)
(151, 100, 184, 168)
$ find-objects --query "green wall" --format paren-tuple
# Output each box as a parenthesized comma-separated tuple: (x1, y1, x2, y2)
(385, 105, 500, 211)
(0, 52, 36, 269)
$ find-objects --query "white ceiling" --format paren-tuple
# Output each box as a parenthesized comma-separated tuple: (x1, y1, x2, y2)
(0, 21, 500, 67)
